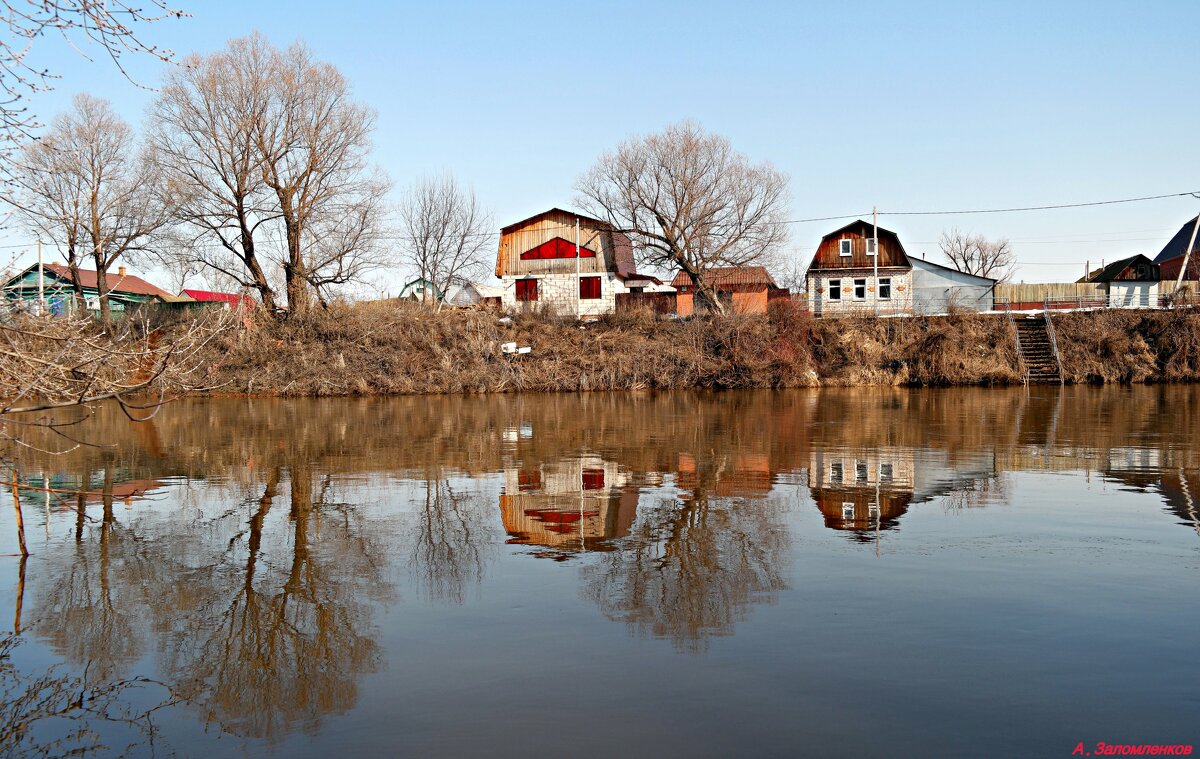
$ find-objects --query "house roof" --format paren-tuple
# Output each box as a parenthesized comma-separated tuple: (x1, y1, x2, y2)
(809, 219, 911, 271)
(1079, 254, 1158, 283)
(908, 256, 998, 284)
(1153, 216, 1200, 263)
(499, 207, 613, 235)
(498, 207, 644, 281)
(181, 289, 257, 307)
(30, 263, 175, 298)
(670, 266, 779, 288)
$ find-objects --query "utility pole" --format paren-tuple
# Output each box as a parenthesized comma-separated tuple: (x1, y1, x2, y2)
(872, 206, 879, 313)
(1173, 210, 1200, 295)
(37, 239, 44, 315)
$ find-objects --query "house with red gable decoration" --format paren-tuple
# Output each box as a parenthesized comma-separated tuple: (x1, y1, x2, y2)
(495, 208, 672, 316)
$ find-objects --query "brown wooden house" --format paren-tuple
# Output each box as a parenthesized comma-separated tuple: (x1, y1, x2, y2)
(670, 266, 789, 315)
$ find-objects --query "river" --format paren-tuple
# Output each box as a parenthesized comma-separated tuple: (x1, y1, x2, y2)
(1, 387, 1197, 757)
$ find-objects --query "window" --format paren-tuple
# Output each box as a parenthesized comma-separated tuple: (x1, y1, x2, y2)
(842, 503, 855, 521)
(853, 278, 867, 300)
(515, 278, 538, 302)
(878, 277, 892, 300)
(868, 503, 880, 518)
(830, 461, 843, 484)
(838, 238, 852, 256)
(880, 463, 893, 482)
(582, 468, 605, 490)
(580, 276, 602, 300)
(828, 279, 841, 301)
(866, 238, 877, 256)
(517, 469, 542, 492)
(855, 461, 868, 483)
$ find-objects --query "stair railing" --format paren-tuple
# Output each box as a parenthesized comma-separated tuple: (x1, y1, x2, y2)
(1004, 299, 1028, 385)
(1042, 297, 1064, 384)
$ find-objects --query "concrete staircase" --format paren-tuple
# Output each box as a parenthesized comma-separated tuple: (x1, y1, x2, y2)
(1014, 315, 1062, 384)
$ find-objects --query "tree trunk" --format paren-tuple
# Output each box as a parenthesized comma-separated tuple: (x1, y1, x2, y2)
(238, 211, 277, 311)
(95, 265, 113, 328)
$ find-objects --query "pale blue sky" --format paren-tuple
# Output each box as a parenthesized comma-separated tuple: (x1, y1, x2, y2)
(5, 0, 1200, 285)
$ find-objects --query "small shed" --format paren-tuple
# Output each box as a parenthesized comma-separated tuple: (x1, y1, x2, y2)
(670, 266, 789, 315)
(1081, 254, 1160, 308)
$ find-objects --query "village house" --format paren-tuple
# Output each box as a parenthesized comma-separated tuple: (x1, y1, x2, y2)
(1077, 254, 1161, 308)
(495, 208, 671, 316)
(805, 220, 995, 316)
(2, 262, 180, 316)
(181, 289, 257, 310)
(1153, 215, 1200, 282)
(670, 266, 789, 315)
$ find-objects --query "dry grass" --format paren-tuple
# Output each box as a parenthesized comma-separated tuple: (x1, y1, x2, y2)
(21, 302, 1200, 399)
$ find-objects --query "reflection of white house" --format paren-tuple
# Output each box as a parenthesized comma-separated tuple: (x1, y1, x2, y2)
(499, 454, 638, 554)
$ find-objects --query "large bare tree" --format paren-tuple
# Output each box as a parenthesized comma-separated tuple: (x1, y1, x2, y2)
(255, 40, 387, 315)
(149, 33, 280, 310)
(575, 120, 789, 314)
(938, 228, 1015, 282)
(398, 174, 492, 309)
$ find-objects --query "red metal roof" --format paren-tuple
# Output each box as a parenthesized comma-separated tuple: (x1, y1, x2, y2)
(43, 263, 174, 298)
(182, 289, 257, 307)
(670, 266, 779, 288)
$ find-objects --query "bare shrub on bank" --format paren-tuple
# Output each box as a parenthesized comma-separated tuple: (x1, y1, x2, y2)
(0, 308, 233, 453)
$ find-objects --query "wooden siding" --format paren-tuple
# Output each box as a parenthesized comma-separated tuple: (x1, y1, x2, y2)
(810, 222, 909, 271)
(496, 209, 617, 278)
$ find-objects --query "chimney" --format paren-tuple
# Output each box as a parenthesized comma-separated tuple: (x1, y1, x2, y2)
(118, 266, 126, 278)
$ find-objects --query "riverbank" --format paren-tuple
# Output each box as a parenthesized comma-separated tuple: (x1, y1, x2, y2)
(196, 301, 1029, 395)
(187, 301, 1200, 395)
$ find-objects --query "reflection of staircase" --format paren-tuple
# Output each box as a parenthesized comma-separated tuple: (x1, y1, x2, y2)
(1014, 315, 1062, 384)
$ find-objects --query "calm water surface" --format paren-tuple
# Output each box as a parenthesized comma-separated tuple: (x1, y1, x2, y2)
(1, 386, 1198, 757)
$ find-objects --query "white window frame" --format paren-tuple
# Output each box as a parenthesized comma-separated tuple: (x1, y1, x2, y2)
(828, 279, 841, 301)
(880, 462, 894, 482)
(842, 503, 855, 520)
(830, 461, 843, 484)
(838, 238, 852, 257)
(866, 238, 877, 256)
(878, 277, 892, 300)
(853, 278, 867, 300)
(855, 461, 868, 483)
(868, 503, 880, 519)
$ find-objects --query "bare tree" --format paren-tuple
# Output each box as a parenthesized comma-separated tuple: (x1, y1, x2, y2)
(6, 118, 91, 311)
(255, 40, 387, 315)
(575, 120, 789, 314)
(938, 228, 1015, 282)
(398, 174, 492, 309)
(149, 33, 279, 310)
(0, 1, 185, 164)
(16, 94, 173, 327)
(0, 308, 230, 456)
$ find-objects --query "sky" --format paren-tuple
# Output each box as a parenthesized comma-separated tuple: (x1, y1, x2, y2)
(4, 0, 1200, 287)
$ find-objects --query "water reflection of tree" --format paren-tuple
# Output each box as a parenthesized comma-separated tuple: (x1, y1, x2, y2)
(409, 477, 491, 603)
(0, 634, 178, 758)
(30, 461, 397, 745)
(152, 464, 393, 742)
(582, 495, 790, 654)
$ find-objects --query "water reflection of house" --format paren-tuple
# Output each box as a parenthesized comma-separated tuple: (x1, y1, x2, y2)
(17, 470, 167, 511)
(499, 456, 639, 558)
(1101, 449, 1200, 537)
(807, 448, 997, 541)
(674, 452, 775, 498)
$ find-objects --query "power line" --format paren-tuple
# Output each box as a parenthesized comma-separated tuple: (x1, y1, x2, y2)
(884, 190, 1200, 216)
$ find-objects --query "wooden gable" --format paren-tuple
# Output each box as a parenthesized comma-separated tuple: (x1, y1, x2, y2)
(809, 220, 911, 271)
